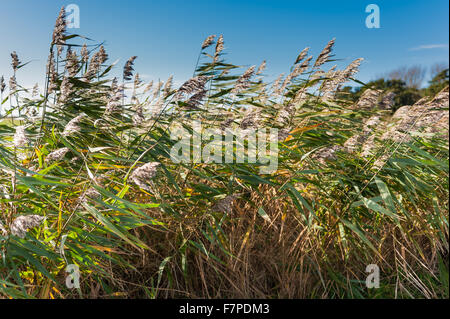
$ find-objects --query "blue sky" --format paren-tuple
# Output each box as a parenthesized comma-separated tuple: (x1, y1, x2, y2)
(0, 0, 448, 89)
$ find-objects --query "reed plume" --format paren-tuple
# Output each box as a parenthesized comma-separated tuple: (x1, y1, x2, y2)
(13, 126, 28, 148)
(31, 83, 39, 97)
(163, 75, 173, 96)
(177, 76, 209, 96)
(144, 81, 154, 94)
(134, 73, 142, 89)
(62, 113, 86, 136)
(240, 108, 260, 129)
(11, 51, 20, 71)
(10, 215, 45, 239)
(152, 81, 163, 100)
(106, 84, 125, 114)
(59, 76, 73, 102)
(271, 73, 285, 96)
(65, 49, 79, 77)
(0, 76, 5, 93)
(80, 44, 89, 63)
(201, 35, 216, 49)
(9, 76, 17, 92)
(52, 7, 67, 56)
(231, 65, 255, 94)
(46, 52, 57, 93)
(256, 60, 266, 75)
(46, 147, 69, 162)
(341, 58, 363, 79)
(212, 194, 239, 213)
(83, 51, 102, 81)
(187, 89, 207, 107)
(123, 56, 138, 81)
(130, 162, 160, 191)
(314, 38, 335, 67)
(98, 45, 108, 64)
(132, 106, 145, 126)
(294, 47, 309, 64)
(214, 35, 224, 63)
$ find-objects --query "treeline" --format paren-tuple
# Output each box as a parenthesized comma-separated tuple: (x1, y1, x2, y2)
(338, 63, 449, 110)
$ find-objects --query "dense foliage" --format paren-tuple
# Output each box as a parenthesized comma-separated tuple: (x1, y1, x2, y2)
(0, 9, 448, 299)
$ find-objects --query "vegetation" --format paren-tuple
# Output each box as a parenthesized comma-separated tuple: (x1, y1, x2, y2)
(0, 8, 448, 299)
(338, 64, 449, 111)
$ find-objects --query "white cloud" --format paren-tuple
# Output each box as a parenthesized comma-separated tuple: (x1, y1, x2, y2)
(409, 44, 449, 51)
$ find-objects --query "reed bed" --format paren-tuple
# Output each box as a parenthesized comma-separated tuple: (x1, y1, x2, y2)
(0, 8, 448, 299)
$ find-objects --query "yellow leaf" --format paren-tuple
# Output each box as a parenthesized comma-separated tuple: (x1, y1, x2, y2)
(290, 122, 324, 135)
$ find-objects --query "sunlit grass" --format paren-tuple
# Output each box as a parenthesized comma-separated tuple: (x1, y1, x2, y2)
(0, 8, 448, 299)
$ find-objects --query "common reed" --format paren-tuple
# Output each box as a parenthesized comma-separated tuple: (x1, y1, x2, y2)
(0, 9, 447, 300)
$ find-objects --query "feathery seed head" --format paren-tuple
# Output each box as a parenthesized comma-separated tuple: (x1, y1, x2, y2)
(152, 81, 163, 99)
(134, 73, 142, 89)
(291, 56, 312, 78)
(231, 65, 256, 95)
(379, 91, 396, 110)
(202, 35, 216, 49)
(83, 51, 102, 81)
(47, 52, 58, 93)
(105, 84, 124, 114)
(342, 58, 363, 80)
(163, 75, 173, 96)
(130, 162, 160, 191)
(177, 76, 209, 97)
(214, 35, 224, 62)
(132, 106, 145, 126)
(187, 89, 207, 107)
(80, 44, 89, 63)
(212, 194, 239, 213)
(111, 77, 118, 91)
(59, 76, 73, 103)
(13, 126, 29, 148)
(321, 58, 363, 99)
(312, 145, 342, 165)
(144, 80, 154, 94)
(52, 7, 67, 55)
(123, 56, 137, 81)
(256, 60, 266, 75)
(98, 45, 108, 65)
(65, 49, 79, 77)
(356, 89, 383, 109)
(63, 113, 86, 136)
(271, 73, 285, 96)
(46, 147, 70, 162)
(240, 108, 260, 129)
(314, 38, 335, 67)
(0, 76, 6, 93)
(9, 76, 17, 92)
(11, 51, 20, 71)
(32, 83, 39, 97)
(10, 215, 45, 238)
(294, 47, 310, 64)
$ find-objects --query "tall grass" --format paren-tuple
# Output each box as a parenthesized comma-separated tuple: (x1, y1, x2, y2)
(0, 9, 448, 299)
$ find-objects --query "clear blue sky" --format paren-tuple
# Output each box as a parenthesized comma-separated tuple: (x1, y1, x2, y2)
(0, 0, 448, 89)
